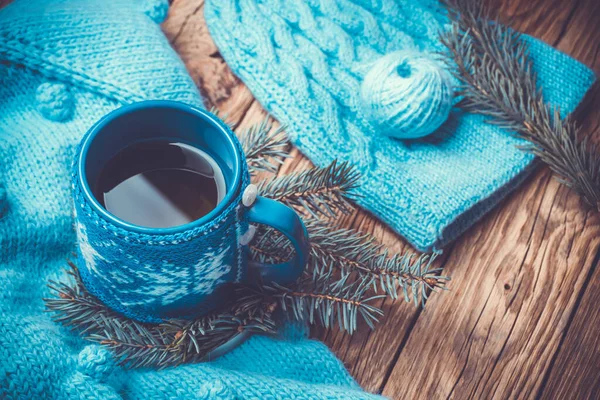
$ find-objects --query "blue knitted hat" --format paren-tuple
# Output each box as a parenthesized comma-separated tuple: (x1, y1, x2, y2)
(0, 0, 381, 398)
(204, 0, 597, 251)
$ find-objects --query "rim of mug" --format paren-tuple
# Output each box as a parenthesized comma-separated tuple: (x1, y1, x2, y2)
(77, 100, 243, 235)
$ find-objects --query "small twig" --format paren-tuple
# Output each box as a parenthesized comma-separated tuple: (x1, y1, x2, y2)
(266, 271, 385, 334)
(287, 291, 364, 307)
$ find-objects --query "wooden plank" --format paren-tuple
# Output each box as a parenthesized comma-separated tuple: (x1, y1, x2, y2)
(538, 260, 600, 400)
(529, 1, 600, 398)
(162, 0, 255, 125)
(382, 168, 600, 399)
(491, 0, 583, 46)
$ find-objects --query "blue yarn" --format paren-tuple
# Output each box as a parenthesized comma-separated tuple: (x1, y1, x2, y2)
(205, 0, 597, 251)
(0, 0, 381, 398)
(360, 50, 454, 139)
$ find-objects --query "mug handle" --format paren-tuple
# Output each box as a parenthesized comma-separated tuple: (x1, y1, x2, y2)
(246, 196, 310, 285)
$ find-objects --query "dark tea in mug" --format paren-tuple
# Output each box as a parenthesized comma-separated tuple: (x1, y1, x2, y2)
(92, 140, 226, 228)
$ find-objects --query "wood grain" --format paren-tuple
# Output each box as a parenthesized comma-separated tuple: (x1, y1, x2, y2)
(529, 1, 600, 399)
(381, 1, 600, 398)
(160, 0, 600, 399)
(539, 263, 600, 400)
(162, 0, 255, 125)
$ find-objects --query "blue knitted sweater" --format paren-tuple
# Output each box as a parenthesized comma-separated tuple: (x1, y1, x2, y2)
(204, 0, 597, 251)
(0, 0, 381, 398)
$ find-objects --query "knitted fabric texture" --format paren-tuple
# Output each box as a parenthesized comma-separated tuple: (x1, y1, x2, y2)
(0, 0, 381, 398)
(73, 108, 251, 323)
(204, 0, 597, 251)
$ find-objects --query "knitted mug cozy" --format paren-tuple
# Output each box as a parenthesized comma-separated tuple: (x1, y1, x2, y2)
(204, 0, 597, 251)
(72, 106, 252, 323)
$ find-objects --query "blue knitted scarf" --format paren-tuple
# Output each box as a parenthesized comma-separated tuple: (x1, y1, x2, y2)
(0, 0, 382, 398)
(204, 0, 597, 251)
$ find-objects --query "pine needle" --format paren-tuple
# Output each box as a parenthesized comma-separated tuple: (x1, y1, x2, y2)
(209, 106, 236, 130)
(239, 117, 290, 174)
(257, 160, 360, 218)
(307, 221, 449, 305)
(441, 0, 600, 210)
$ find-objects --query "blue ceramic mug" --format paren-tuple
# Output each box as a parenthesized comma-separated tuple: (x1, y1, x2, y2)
(72, 100, 309, 323)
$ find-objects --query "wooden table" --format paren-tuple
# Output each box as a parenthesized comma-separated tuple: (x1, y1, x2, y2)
(2, 0, 596, 397)
(161, 0, 600, 398)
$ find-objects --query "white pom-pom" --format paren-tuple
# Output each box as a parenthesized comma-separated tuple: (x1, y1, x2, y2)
(242, 184, 258, 207)
(360, 50, 453, 139)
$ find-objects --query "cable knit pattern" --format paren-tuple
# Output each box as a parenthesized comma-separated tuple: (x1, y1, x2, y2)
(0, 0, 381, 398)
(204, 0, 597, 251)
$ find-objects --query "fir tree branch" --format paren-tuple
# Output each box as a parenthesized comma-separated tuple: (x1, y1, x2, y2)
(307, 221, 448, 305)
(441, 0, 600, 210)
(239, 117, 290, 174)
(44, 104, 453, 368)
(257, 160, 360, 218)
(251, 221, 450, 306)
(44, 262, 277, 369)
(263, 270, 385, 334)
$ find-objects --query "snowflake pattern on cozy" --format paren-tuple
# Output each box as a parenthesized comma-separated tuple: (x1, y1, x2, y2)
(74, 179, 249, 323)
(75, 221, 107, 276)
(75, 218, 235, 307)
